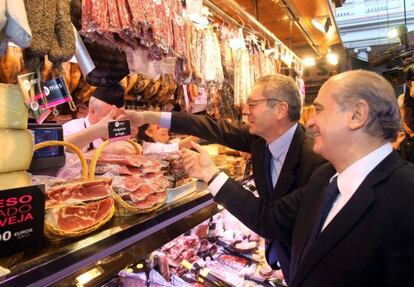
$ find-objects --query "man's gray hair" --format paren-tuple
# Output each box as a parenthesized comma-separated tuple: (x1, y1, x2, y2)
(332, 70, 400, 141)
(254, 74, 302, 121)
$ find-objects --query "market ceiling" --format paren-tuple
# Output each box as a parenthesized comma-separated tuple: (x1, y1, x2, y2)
(209, 0, 345, 58)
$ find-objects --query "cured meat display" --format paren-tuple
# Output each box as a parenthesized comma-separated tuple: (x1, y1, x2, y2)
(94, 164, 133, 176)
(46, 178, 113, 208)
(92, 154, 144, 168)
(45, 197, 114, 232)
(90, 152, 176, 214)
(81, 0, 185, 60)
(113, 212, 287, 286)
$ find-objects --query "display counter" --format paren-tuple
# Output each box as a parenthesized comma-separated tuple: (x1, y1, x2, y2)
(0, 189, 219, 287)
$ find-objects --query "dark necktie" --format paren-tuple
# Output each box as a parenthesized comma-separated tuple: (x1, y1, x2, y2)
(264, 146, 279, 267)
(264, 145, 273, 194)
(298, 177, 340, 267)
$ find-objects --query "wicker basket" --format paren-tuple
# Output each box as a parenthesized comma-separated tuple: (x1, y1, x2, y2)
(34, 141, 115, 241)
(90, 139, 167, 216)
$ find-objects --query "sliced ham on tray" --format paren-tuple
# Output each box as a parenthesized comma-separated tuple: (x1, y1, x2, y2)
(46, 197, 114, 232)
(46, 178, 113, 208)
(94, 164, 133, 175)
(130, 192, 167, 209)
(113, 174, 170, 196)
(92, 154, 144, 167)
(129, 184, 154, 201)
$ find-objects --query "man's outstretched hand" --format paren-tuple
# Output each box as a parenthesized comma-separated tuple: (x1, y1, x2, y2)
(181, 142, 220, 183)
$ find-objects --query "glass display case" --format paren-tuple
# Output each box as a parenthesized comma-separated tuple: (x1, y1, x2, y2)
(0, 189, 219, 287)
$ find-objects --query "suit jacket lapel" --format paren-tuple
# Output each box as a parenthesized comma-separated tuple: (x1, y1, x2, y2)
(289, 173, 333, 280)
(290, 152, 404, 286)
(252, 140, 272, 199)
(273, 125, 304, 199)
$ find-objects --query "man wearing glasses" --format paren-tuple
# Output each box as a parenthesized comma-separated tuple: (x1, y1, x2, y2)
(119, 74, 325, 282)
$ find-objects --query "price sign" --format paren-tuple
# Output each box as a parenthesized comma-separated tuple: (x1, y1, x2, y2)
(108, 120, 132, 141)
(0, 185, 45, 258)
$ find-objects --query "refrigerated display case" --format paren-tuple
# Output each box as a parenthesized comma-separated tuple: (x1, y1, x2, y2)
(0, 189, 219, 287)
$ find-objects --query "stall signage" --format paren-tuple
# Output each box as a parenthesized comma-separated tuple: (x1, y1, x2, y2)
(41, 77, 71, 109)
(108, 120, 132, 141)
(0, 185, 45, 258)
(17, 72, 52, 124)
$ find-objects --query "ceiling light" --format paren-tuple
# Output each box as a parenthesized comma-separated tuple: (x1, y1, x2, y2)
(311, 16, 332, 34)
(303, 57, 316, 67)
(326, 51, 338, 65)
(388, 28, 399, 39)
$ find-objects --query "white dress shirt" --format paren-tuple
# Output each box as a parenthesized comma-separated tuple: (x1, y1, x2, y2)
(159, 112, 173, 129)
(268, 123, 297, 187)
(321, 143, 393, 230)
(209, 123, 297, 195)
(142, 141, 179, 154)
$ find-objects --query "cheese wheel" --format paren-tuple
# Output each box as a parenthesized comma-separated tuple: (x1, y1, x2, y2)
(0, 171, 31, 190)
(0, 84, 28, 129)
(0, 129, 33, 173)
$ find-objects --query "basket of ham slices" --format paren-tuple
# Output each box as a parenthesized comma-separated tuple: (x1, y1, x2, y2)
(90, 139, 169, 216)
(34, 141, 115, 241)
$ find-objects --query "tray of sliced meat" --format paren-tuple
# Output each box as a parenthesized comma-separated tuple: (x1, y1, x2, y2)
(34, 141, 116, 241)
(90, 139, 168, 216)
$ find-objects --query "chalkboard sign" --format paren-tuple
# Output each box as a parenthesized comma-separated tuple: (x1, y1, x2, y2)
(0, 185, 45, 258)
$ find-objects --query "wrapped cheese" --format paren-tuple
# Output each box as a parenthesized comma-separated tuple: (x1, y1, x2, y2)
(0, 171, 31, 190)
(0, 129, 33, 173)
(0, 84, 28, 129)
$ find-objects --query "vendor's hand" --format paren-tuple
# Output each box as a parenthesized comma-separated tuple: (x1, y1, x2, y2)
(182, 142, 219, 183)
(95, 107, 118, 138)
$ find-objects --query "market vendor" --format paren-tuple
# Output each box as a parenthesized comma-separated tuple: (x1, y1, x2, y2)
(63, 85, 139, 154)
(137, 123, 198, 154)
(396, 66, 414, 162)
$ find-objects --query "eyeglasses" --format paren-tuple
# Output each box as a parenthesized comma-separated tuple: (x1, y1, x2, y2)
(246, 98, 281, 109)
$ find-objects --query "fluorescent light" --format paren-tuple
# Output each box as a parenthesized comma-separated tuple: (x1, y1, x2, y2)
(388, 28, 399, 39)
(303, 57, 316, 67)
(75, 267, 103, 286)
(326, 52, 338, 65)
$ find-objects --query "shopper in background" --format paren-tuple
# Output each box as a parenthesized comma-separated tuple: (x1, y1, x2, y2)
(397, 66, 414, 163)
(182, 70, 414, 286)
(118, 74, 326, 282)
(63, 85, 139, 154)
(137, 123, 197, 154)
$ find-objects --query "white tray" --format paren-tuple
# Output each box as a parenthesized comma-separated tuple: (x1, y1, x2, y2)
(166, 179, 198, 203)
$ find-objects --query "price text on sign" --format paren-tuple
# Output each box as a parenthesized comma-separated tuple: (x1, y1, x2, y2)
(108, 120, 132, 141)
(0, 185, 45, 258)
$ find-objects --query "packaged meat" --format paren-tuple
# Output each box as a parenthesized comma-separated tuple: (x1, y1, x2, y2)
(232, 241, 258, 254)
(118, 269, 169, 287)
(216, 254, 250, 271)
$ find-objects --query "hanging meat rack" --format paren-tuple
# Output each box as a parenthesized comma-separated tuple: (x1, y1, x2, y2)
(203, 0, 303, 73)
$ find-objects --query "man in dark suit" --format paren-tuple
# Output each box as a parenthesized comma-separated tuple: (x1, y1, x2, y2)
(119, 74, 325, 280)
(182, 70, 414, 286)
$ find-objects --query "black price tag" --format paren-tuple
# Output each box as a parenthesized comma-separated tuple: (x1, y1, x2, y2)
(108, 120, 132, 141)
(0, 185, 45, 258)
(41, 77, 71, 109)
